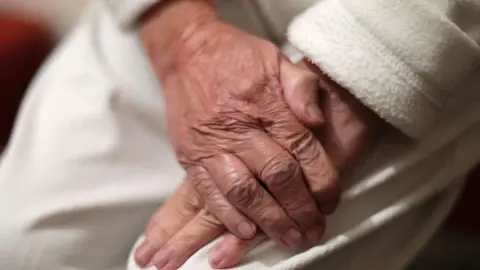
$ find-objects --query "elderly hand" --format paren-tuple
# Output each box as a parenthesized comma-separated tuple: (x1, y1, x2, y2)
(139, 0, 340, 255)
(134, 59, 384, 270)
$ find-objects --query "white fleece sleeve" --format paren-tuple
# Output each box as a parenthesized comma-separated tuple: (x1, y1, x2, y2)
(288, 0, 480, 139)
(101, 0, 160, 27)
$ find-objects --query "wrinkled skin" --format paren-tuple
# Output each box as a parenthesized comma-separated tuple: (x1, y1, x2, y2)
(134, 60, 384, 270)
(139, 0, 341, 264)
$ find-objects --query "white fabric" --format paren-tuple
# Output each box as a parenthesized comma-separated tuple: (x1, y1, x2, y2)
(102, 0, 160, 27)
(100, 0, 276, 41)
(1, 1, 480, 270)
(287, 0, 480, 138)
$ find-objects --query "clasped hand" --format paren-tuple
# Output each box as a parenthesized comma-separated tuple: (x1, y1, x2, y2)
(135, 1, 382, 268)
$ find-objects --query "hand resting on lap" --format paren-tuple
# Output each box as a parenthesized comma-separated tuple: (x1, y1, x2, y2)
(140, 0, 342, 257)
(134, 59, 384, 270)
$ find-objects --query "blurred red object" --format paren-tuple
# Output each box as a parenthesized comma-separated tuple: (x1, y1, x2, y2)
(0, 14, 53, 151)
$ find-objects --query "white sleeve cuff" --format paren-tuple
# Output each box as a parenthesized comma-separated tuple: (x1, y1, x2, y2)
(287, 0, 480, 139)
(102, 0, 160, 28)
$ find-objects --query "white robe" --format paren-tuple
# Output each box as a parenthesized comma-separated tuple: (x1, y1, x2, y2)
(1, 1, 480, 270)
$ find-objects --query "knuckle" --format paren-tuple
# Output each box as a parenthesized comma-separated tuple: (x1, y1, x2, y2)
(318, 159, 338, 181)
(188, 166, 209, 182)
(189, 169, 215, 195)
(195, 179, 217, 199)
(224, 173, 262, 208)
(301, 150, 322, 170)
(261, 152, 301, 188)
(199, 210, 223, 228)
(195, 179, 228, 211)
(293, 133, 319, 163)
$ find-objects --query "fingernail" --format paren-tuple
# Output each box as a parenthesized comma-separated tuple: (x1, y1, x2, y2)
(282, 229, 302, 248)
(307, 103, 324, 123)
(237, 221, 256, 239)
(149, 248, 171, 269)
(306, 227, 324, 243)
(209, 244, 226, 268)
(135, 241, 156, 267)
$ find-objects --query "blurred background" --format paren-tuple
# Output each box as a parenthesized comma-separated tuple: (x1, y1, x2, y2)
(0, 0, 86, 151)
(0, 1, 478, 269)
(0, 0, 87, 37)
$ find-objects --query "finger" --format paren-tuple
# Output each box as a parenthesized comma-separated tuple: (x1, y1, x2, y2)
(281, 58, 324, 127)
(236, 131, 325, 243)
(135, 182, 202, 267)
(262, 90, 341, 214)
(293, 59, 375, 169)
(204, 154, 302, 248)
(209, 233, 267, 269)
(270, 121, 340, 215)
(188, 165, 257, 240)
(149, 209, 226, 270)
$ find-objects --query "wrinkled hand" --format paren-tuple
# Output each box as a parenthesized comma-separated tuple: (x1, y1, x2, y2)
(140, 0, 340, 258)
(134, 59, 384, 269)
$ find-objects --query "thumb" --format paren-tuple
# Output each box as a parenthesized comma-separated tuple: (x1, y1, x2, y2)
(280, 58, 324, 127)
